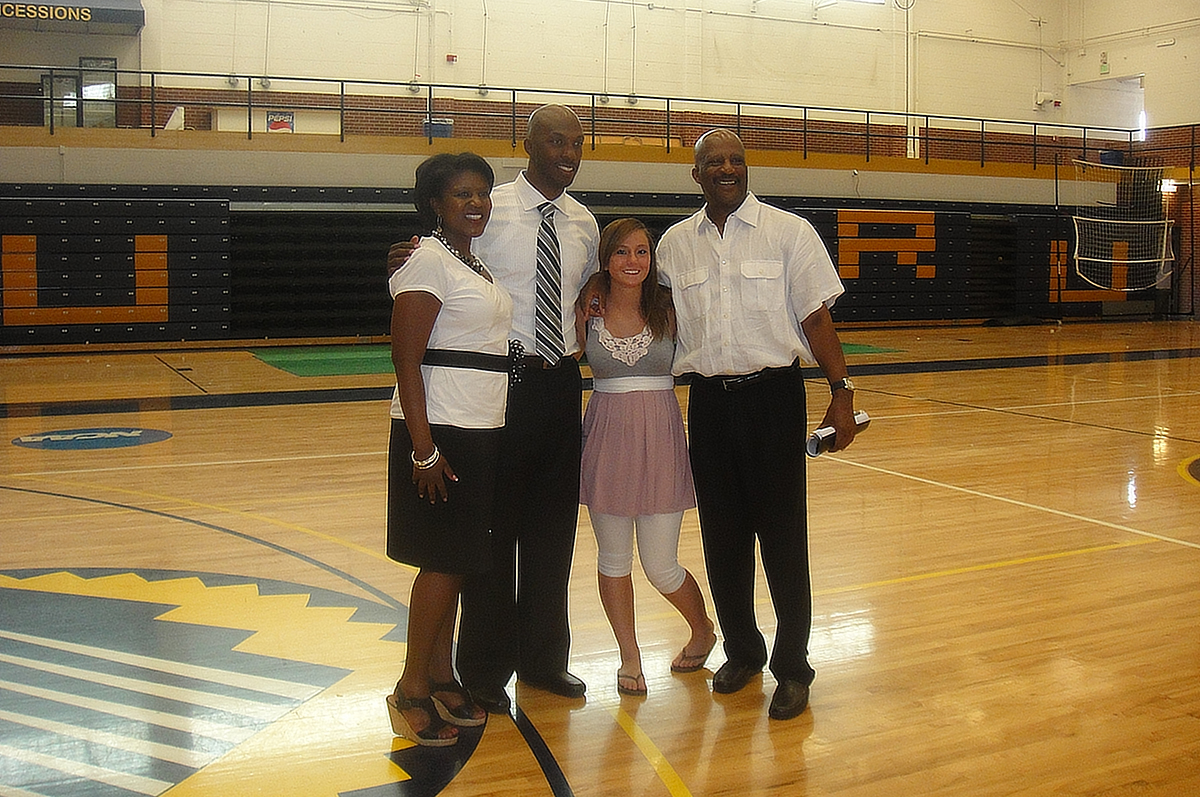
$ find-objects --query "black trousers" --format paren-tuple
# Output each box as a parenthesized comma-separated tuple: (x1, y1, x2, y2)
(686, 367, 815, 685)
(456, 358, 583, 687)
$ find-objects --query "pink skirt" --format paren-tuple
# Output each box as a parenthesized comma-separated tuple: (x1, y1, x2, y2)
(580, 388, 696, 516)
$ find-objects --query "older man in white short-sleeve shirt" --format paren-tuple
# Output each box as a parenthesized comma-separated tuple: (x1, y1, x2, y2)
(657, 128, 859, 721)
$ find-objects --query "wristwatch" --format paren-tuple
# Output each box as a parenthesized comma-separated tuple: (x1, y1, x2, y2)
(829, 377, 855, 394)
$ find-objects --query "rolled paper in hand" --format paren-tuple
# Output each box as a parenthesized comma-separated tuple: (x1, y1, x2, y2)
(806, 410, 871, 457)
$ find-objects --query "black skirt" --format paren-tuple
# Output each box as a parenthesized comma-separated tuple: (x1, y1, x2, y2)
(387, 419, 500, 575)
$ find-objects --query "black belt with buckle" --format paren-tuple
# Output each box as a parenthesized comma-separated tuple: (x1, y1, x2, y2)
(423, 340, 528, 385)
(521, 354, 571, 370)
(694, 359, 800, 392)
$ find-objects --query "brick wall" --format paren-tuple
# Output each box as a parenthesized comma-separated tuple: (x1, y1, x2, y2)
(921, 127, 1095, 168)
(1175, 185, 1197, 314)
(0, 82, 42, 126)
(1136, 126, 1198, 168)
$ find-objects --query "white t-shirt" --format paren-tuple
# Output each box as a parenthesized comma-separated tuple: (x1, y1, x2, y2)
(473, 172, 600, 357)
(388, 237, 513, 429)
(657, 192, 844, 377)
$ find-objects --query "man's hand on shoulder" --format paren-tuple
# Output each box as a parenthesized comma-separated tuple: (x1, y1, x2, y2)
(387, 236, 420, 277)
(576, 271, 606, 318)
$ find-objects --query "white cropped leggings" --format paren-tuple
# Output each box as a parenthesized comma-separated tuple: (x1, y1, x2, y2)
(590, 511, 687, 595)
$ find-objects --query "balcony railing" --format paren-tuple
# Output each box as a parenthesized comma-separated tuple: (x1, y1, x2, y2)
(2, 63, 1198, 172)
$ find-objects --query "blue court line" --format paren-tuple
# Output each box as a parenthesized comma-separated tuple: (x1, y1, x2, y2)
(0, 484, 577, 797)
(0, 387, 393, 419)
(826, 346, 1200, 378)
(514, 705, 575, 797)
(4, 346, 1199, 419)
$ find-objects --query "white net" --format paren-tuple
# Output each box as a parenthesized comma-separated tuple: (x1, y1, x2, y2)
(1070, 159, 1174, 291)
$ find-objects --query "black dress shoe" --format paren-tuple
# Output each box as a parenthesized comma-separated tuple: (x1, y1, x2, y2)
(768, 679, 810, 720)
(467, 684, 511, 714)
(519, 671, 587, 698)
(712, 660, 762, 694)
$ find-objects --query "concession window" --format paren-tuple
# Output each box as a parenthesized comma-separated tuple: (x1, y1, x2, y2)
(0, 0, 145, 35)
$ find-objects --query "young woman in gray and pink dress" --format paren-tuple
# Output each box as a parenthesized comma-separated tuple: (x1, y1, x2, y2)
(575, 217, 717, 697)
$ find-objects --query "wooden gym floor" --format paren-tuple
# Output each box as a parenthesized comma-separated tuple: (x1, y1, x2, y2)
(1, 320, 1199, 797)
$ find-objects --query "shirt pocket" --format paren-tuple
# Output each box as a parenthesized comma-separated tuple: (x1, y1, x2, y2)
(740, 259, 785, 312)
(673, 267, 712, 318)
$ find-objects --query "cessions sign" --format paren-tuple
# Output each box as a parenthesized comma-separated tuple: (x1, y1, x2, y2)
(0, 0, 143, 32)
(1, 3, 93, 21)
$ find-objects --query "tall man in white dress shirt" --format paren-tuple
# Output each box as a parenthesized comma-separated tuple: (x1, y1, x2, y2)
(391, 105, 599, 713)
(656, 128, 859, 720)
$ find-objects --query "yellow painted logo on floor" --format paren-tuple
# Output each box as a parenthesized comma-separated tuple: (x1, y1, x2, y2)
(0, 570, 481, 797)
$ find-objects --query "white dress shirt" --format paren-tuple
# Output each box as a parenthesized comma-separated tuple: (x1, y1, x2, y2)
(474, 172, 600, 357)
(657, 192, 844, 377)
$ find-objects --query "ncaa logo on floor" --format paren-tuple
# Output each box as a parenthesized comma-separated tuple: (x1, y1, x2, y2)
(12, 428, 172, 450)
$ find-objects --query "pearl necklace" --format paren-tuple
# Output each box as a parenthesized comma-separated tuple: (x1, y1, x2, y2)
(433, 229, 489, 279)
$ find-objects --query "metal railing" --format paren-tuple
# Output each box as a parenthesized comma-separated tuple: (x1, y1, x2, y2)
(5, 63, 1199, 172)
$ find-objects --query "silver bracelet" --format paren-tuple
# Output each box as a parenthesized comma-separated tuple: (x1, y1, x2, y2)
(411, 445, 441, 470)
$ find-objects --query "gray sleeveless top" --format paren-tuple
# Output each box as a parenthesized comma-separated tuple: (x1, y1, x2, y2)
(584, 316, 675, 381)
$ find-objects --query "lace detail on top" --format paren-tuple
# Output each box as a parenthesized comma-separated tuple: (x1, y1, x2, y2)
(594, 317, 653, 366)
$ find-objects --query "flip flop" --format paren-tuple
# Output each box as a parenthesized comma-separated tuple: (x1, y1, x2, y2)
(616, 672, 647, 697)
(671, 634, 717, 673)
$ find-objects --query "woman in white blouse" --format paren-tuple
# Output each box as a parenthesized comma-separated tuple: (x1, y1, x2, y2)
(385, 152, 513, 746)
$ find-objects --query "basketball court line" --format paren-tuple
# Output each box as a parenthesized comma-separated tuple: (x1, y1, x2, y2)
(841, 346, 1200, 378)
(0, 780, 67, 797)
(0, 485, 406, 611)
(814, 538, 1157, 596)
(8, 385, 1194, 483)
(0, 507, 138, 526)
(861, 388, 1200, 445)
(6, 475, 398, 568)
(1180, 455, 1200, 488)
(0, 649, 284, 721)
(0, 707, 211, 768)
(8, 450, 386, 479)
(817, 456, 1200, 551)
(512, 707, 575, 797)
(610, 706, 693, 797)
(155, 354, 210, 393)
(0, 741, 173, 796)
(0, 629, 323, 700)
(875, 390, 1200, 416)
(0, 387, 393, 419)
(0, 678, 256, 744)
(4, 343, 1197, 420)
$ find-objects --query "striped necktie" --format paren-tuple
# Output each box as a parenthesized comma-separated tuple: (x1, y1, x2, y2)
(534, 201, 566, 363)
